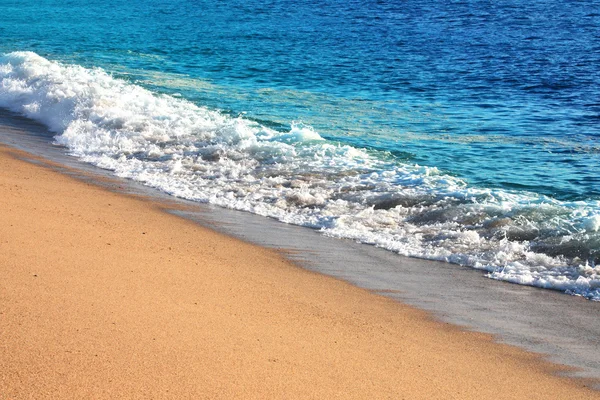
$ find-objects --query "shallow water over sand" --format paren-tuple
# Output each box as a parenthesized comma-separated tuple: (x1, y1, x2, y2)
(2, 109, 599, 383)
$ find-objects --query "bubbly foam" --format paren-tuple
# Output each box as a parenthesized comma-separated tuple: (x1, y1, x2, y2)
(1, 51, 599, 300)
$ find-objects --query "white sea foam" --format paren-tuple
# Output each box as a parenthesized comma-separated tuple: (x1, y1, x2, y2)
(1, 51, 599, 300)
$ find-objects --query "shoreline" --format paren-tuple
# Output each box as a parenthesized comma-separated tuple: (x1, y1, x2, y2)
(1, 142, 599, 397)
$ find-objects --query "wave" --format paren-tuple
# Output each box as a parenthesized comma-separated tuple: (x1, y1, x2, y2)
(1, 51, 599, 300)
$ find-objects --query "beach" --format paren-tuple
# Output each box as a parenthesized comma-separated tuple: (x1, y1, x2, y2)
(2, 0, 600, 397)
(1, 144, 598, 399)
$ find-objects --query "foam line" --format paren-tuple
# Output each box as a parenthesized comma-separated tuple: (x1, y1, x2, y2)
(1, 51, 599, 300)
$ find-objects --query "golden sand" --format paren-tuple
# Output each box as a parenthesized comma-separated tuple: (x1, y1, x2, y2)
(0, 145, 597, 399)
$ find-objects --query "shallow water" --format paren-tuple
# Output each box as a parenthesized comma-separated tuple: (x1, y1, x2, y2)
(2, 109, 599, 383)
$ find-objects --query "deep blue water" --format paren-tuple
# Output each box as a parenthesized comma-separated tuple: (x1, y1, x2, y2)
(2, 0, 599, 199)
(1, 0, 600, 299)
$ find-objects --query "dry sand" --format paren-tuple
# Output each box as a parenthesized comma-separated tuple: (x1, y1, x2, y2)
(0, 144, 598, 399)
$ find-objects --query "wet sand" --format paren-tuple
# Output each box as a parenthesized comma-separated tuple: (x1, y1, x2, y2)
(0, 144, 598, 399)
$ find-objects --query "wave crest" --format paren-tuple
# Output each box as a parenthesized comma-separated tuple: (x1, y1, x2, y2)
(1, 51, 599, 300)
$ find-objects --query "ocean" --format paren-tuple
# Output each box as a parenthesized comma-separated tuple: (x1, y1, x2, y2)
(1, 0, 599, 300)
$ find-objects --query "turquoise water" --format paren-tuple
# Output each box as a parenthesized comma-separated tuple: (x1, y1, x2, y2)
(1, 0, 600, 299)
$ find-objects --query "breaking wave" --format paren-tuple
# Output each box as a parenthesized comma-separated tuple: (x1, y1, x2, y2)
(1, 51, 599, 300)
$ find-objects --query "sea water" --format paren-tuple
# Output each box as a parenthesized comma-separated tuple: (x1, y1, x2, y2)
(1, 0, 599, 299)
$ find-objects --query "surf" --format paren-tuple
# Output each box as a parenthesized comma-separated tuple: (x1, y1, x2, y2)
(1, 51, 599, 300)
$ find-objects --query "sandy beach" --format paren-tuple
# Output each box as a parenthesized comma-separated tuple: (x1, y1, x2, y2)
(0, 144, 597, 399)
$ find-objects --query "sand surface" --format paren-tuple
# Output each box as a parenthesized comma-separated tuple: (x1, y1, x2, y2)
(0, 145, 597, 399)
